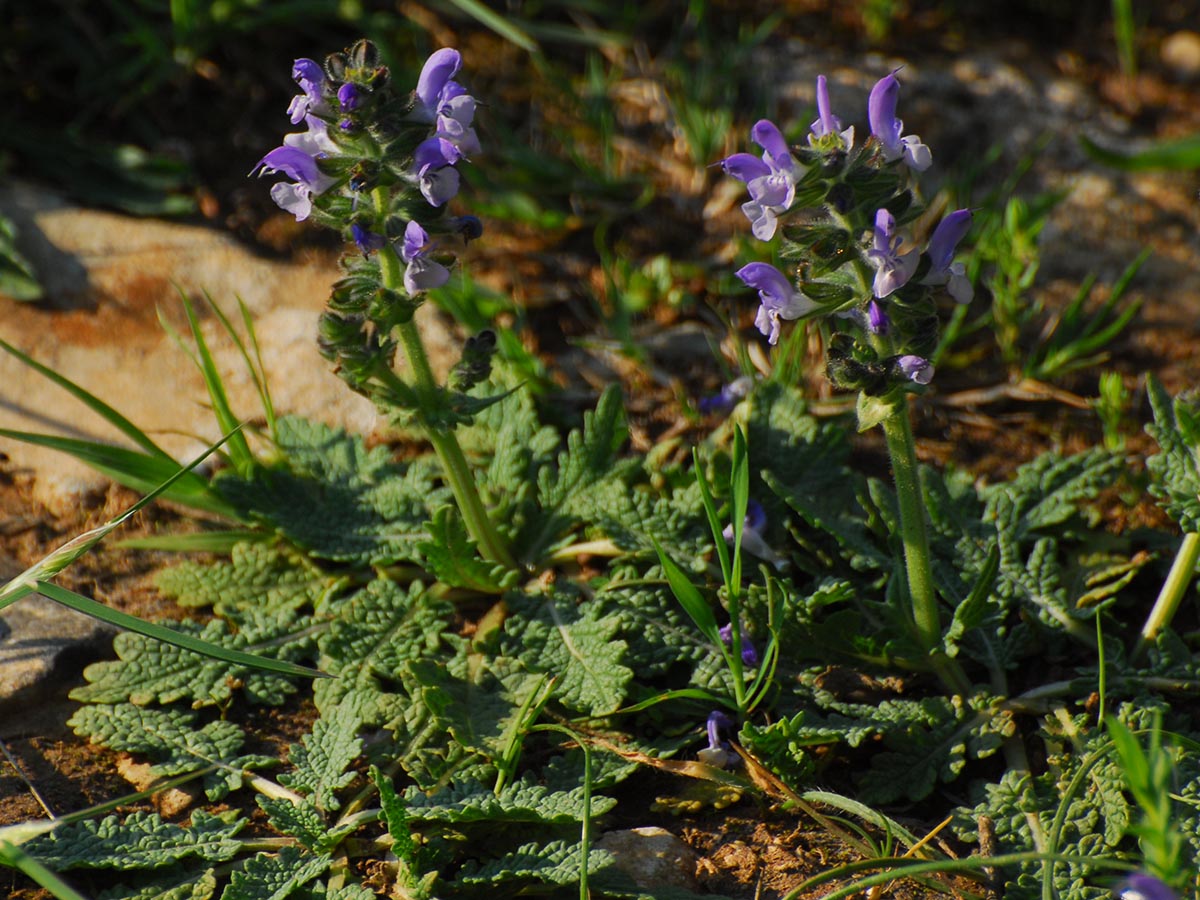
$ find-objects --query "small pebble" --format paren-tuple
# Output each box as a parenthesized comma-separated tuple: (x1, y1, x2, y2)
(1161, 31, 1200, 80)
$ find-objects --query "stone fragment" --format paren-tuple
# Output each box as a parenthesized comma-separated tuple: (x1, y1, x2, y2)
(595, 826, 699, 891)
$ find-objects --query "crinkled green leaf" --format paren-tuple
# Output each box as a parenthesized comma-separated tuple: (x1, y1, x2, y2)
(1146, 374, 1200, 531)
(68, 704, 273, 801)
(403, 772, 615, 825)
(417, 505, 519, 593)
(500, 587, 632, 715)
(70, 615, 304, 708)
(97, 869, 218, 900)
(155, 542, 338, 614)
(453, 839, 612, 887)
(220, 846, 331, 900)
(23, 811, 241, 871)
(256, 797, 352, 853)
(277, 705, 362, 811)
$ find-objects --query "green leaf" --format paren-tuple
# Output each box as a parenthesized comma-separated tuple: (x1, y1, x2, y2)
(257, 797, 351, 853)
(371, 766, 417, 861)
(97, 870, 218, 900)
(155, 542, 337, 614)
(500, 587, 634, 715)
(277, 705, 362, 812)
(37, 581, 322, 682)
(403, 772, 615, 824)
(453, 839, 612, 887)
(417, 505, 519, 593)
(1146, 374, 1200, 531)
(652, 539, 719, 645)
(1081, 132, 1200, 171)
(220, 846, 331, 900)
(22, 812, 241, 871)
(0, 214, 42, 300)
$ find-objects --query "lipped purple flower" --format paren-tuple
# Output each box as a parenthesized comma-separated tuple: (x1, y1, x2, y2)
(698, 711, 738, 769)
(867, 299, 890, 335)
(351, 223, 385, 255)
(412, 136, 463, 206)
(400, 221, 450, 294)
(337, 83, 363, 111)
(719, 622, 760, 666)
(721, 120, 804, 240)
(722, 498, 787, 570)
(698, 374, 755, 415)
(808, 75, 855, 151)
(288, 59, 329, 124)
(1114, 874, 1179, 900)
(897, 355, 934, 385)
(414, 49, 462, 122)
(253, 116, 339, 222)
(866, 209, 919, 299)
(921, 208, 973, 304)
(412, 48, 481, 157)
(868, 71, 931, 172)
(735, 262, 819, 346)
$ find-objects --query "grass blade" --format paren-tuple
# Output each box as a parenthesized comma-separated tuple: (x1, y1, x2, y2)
(693, 448, 732, 589)
(114, 530, 269, 552)
(1081, 133, 1200, 171)
(0, 339, 173, 460)
(0, 842, 90, 900)
(35, 580, 324, 680)
(652, 538, 719, 643)
(438, 0, 538, 52)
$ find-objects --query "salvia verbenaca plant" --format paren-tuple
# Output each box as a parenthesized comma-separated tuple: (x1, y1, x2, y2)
(254, 40, 514, 568)
(721, 69, 972, 685)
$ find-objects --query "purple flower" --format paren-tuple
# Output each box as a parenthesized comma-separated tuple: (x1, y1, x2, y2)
(437, 82, 481, 157)
(868, 71, 931, 172)
(337, 83, 362, 111)
(400, 221, 450, 294)
(451, 215, 484, 242)
(698, 374, 755, 414)
(415, 49, 462, 122)
(287, 58, 329, 124)
(921, 209, 973, 304)
(351, 223, 385, 254)
(698, 711, 738, 769)
(897, 355, 934, 385)
(1114, 874, 1179, 900)
(721, 119, 804, 240)
(252, 127, 337, 221)
(866, 209, 919, 299)
(867, 299, 890, 335)
(735, 262, 819, 345)
(808, 75, 854, 150)
(719, 622, 760, 666)
(721, 497, 787, 570)
(412, 136, 463, 206)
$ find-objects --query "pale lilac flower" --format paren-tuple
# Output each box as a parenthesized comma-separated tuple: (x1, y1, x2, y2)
(719, 622, 760, 666)
(722, 498, 787, 570)
(282, 115, 338, 158)
(437, 82, 481, 157)
(721, 119, 804, 240)
(735, 262, 819, 345)
(288, 58, 329, 124)
(921, 209, 973, 304)
(400, 221, 450, 294)
(253, 142, 336, 222)
(808, 75, 855, 150)
(868, 71, 931, 171)
(411, 136, 463, 206)
(1115, 874, 1179, 900)
(897, 355, 934, 385)
(698, 711, 738, 769)
(866, 209, 919, 299)
(698, 374, 755, 414)
(867, 299, 890, 335)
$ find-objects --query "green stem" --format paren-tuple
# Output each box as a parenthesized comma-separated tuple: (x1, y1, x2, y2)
(377, 245, 516, 569)
(1135, 530, 1200, 660)
(880, 397, 940, 652)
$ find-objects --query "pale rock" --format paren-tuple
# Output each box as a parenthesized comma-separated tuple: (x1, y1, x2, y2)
(595, 826, 699, 891)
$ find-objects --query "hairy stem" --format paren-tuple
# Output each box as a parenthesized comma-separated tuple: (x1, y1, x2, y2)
(377, 245, 516, 569)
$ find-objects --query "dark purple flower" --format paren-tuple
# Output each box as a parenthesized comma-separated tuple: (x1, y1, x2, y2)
(897, 355, 934, 385)
(452, 215, 484, 242)
(867, 299, 890, 335)
(400, 220, 450, 293)
(719, 622, 760, 666)
(698, 374, 755, 415)
(868, 71, 931, 171)
(866, 209, 919, 299)
(735, 262, 818, 345)
(721, 119, 804, 240)
(698, 711, 738, 768)
(337, 83, 362, 111)
(921, 208, 973, 304)
(351, 223, 385, 254)
(721, 497, 786, 570)
(808, 75, 854, 150)
(288, 58, 329, 124)
(1114, 874, 1179, 900)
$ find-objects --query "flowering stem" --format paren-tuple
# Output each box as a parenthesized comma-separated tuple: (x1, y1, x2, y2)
(880, 398, 940, 650)
(1134, 530, 1200, 661)
(377, 244, 516, 570)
